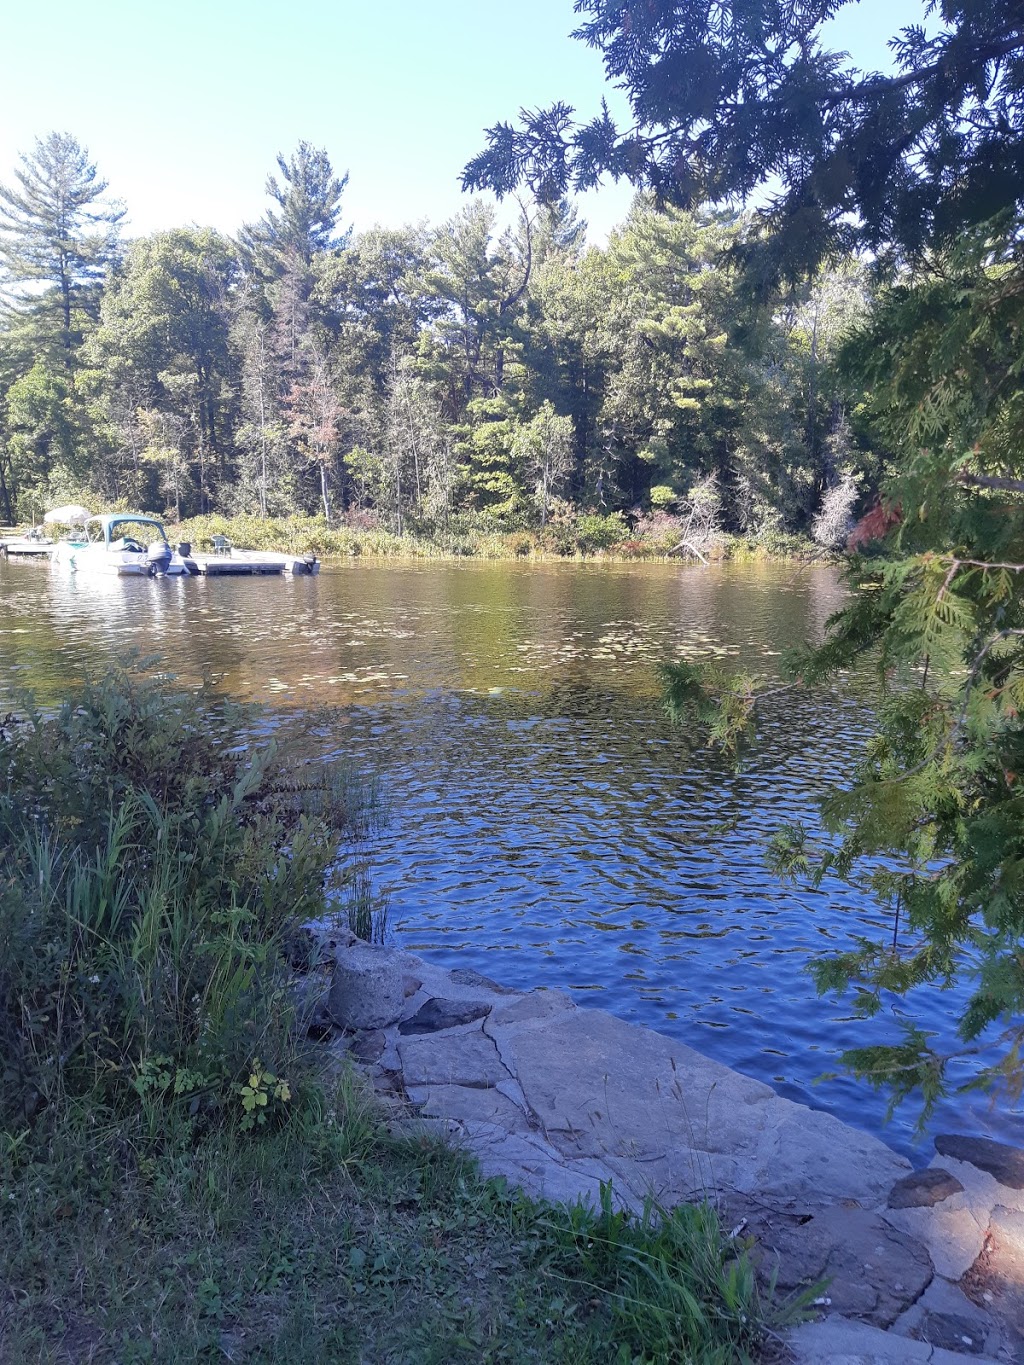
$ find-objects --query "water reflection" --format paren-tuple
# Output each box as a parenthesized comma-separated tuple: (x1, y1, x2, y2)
(0, 555, 1016, 1157)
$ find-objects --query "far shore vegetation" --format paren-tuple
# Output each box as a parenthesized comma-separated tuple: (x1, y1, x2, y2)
(0, 136, 872, 557)
(170, 509, 825, 564)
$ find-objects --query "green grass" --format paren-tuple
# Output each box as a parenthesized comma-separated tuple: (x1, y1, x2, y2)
(0, 1070, 804, 1364)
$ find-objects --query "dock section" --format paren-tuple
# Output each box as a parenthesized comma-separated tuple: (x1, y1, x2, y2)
(0, 536, 53, 558)
(185, 550, 318, 576)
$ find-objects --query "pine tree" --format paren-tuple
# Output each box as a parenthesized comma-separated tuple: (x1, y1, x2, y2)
(0, 132, 123, 354)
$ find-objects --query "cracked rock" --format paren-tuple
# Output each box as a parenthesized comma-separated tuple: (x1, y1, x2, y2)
(935, 1136, 1024, 1191)
(920, 1310, 987, 1355)
(397, 1025, 508, 1089)
(740, 1204, 933, 1328)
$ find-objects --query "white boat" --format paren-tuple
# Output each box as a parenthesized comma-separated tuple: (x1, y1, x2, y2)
(52, 514, 193, 577)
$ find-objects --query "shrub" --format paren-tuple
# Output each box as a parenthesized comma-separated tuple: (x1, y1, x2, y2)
(573, 510, 628, 552)
(0, 667, 372, 1131)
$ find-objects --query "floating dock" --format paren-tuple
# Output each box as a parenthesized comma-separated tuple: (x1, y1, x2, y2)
(0, 537, 53, 558)
(185, 550, 319, 576)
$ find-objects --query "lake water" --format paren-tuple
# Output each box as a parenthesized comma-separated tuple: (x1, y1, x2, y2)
(1, 554, 1016, 1159)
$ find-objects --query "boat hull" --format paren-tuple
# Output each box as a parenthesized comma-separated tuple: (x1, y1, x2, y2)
(52, 544, 190, 576)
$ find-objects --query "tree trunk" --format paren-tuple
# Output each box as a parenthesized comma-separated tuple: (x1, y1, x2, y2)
(0, 452, 13, 524)
(59, 249, 72, 353)
(320, 461, 332, 525)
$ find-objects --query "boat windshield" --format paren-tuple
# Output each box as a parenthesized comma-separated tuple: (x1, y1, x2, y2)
(88, 518, 168, 547)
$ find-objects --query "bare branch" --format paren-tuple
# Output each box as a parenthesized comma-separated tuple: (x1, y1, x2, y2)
(956, 471, 1024, 494)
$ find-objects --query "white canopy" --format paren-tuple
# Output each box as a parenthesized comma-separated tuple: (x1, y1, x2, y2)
(44, 504, 91, 524)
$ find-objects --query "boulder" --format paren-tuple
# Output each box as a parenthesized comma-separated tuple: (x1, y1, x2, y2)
(329, 944, 414, 1030)
(889, 1167, 964, 1209)
(398, 997, 493, 1035)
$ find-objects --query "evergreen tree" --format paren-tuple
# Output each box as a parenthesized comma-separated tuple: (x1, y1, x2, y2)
(464, 1, 1024, 279)
(0, 132, 123, 355)
(91, 229, 237, 515)
(240, 141, 349, 273)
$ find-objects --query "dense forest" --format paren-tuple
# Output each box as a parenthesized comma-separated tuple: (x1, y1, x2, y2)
(0, 133, 874, 549)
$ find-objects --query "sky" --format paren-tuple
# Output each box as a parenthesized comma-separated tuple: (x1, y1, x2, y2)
(0, 0, 927, 246)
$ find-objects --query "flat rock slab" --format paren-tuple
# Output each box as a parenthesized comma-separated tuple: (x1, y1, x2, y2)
(935, 1136, 1024, 1192)
(485, 1004, 910, 1210)
(788, 1315, 1003, 1364)
(456, 1122, 637, 1211)
(326, 940, 1012, 1360)
(884, 1202, 989, 1281)
(398, 1023, 508, 1089)
(733, 1202, 932, 1328)
(406, 1082, 530, 1129)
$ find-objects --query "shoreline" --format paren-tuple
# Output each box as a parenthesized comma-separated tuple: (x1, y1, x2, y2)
(166, 515, 833, 568)
(304, 924, 1024, 1362)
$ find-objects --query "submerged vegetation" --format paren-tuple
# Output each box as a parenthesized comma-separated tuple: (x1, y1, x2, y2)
(0, 671, 796, 1362)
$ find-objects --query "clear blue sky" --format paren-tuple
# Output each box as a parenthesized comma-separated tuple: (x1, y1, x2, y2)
(0, 0, 926, 245)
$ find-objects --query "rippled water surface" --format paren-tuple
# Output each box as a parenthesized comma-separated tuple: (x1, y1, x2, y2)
(1, 555, 1017, 1157)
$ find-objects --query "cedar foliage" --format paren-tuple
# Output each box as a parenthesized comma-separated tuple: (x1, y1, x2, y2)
(643, 14, 1024, 1111)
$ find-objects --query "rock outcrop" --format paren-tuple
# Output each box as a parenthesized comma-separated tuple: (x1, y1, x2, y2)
(298, 928, 1023, 1363)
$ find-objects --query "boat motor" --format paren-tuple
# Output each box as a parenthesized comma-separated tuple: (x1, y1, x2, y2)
(147, 539, 173, 576)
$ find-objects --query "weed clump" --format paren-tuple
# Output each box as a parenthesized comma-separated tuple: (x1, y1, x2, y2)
(0, 666, 369, 1134)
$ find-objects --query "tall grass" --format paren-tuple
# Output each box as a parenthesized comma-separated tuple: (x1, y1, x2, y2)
(172, 510, 692, 562)
(0, 667, 372, 1133)
(170, 511, 826, 564)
